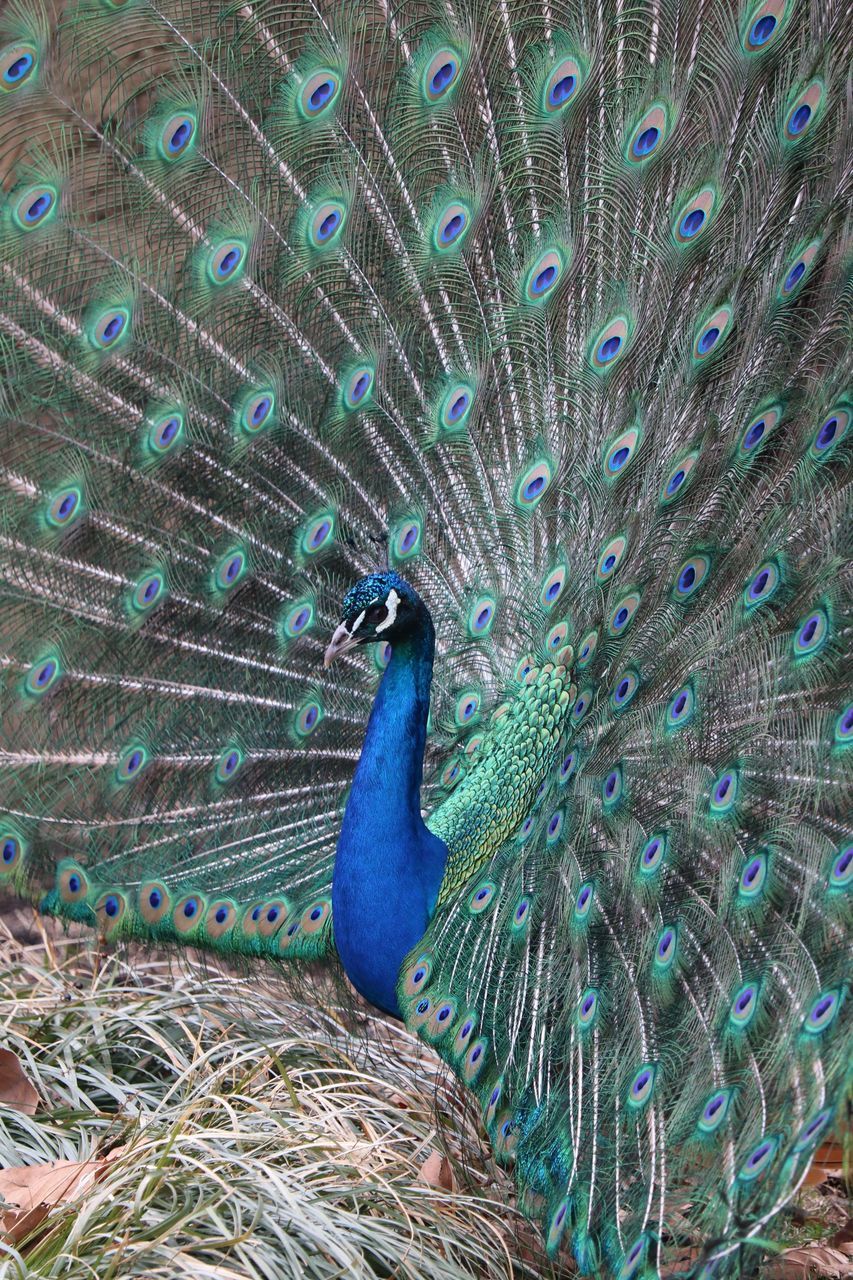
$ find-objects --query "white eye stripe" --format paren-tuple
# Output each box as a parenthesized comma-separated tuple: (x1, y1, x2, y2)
(349, 609, 366, 634)
(375, 588, 400, 633)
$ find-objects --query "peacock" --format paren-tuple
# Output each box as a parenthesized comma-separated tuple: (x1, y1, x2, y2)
(0, 0, 850, 1273)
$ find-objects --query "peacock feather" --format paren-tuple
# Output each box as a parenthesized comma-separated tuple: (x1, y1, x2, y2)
(0, 0, 850, 1274)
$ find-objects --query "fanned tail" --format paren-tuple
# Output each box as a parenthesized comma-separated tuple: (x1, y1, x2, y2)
(0, 1, 850, 1275)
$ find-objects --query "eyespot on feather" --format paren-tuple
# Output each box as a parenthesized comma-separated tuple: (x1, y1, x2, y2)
(158, 111, 197, 160)
(301, 513, 335, 556)
(665, 683, 695, 731)
(46, 485, 83, 529)
(402, 952, 432, 997)
(738, 1135, 779, 1182)
(438, 382, 474, 433)
(0, 830, 24, 877)
(514, 458, 553, 510)
(692, 305, 733, 362)
(743, 559, 781, 609)
(602, 423, 642, 479)
(624, 102, 670, 164)
(626, 1063, 657, 1109)
(638, 833, 667, 876)
(432, 200, 471, 252)
(654, 923, 679, 971)
(576, 629, 598, 668)
(467, 595, 496, 637)
(129, 570, 167, 616)
(90, 306, 131, 351)
(235, 388, 275, 437)
(23, 654, 61, 698)
(601, 765, 623, 809)
(828, 843, 853, 890)
(540, 563, 567, 609)
(596, 534, 627, 582)
(300, 896, 330, 936)
(256, 899, 289, 937)
(589, 315, 633, 372)
(206, 900, 238, 938)
(835, 704, 853, 747)
(541, 55, 584, 114)
(672, 186, 716, 245)
(213, 548, 248, 591)
(611, 668, 640, 711)
(95, 890, 128, 935)
(574, 880, 594, 922)
(391, 518, 422, 561)
(423, 49, 462, 105)
(777, 240, 820, 301)
(710, 766, 740, 817)
(793, 1107, 833, 1153)
(523, 247, 567, 305)
(58, 862, 88, 904)
(12, 183, 59, 231)
(453, 1012, 477, 1056)
(138, 881, 171, 925)
(213, 745, 244, 785)
(729, 980, 758, 1028)
(173, 893, 206, 935)
(608, 590, 641, 636)
(469, 881, 497, 914)
(782, 79, 824, 143)
(546, 1198, 571, 1254)
(0, 44, 38, 92)
(618, 1235, 649, 1280)
(809, 402, 849, 460)
(673, 554, 711, 601)
(571, 685, 594, 724)
(295, 699, 323, 737)
(462, 1036, 488, 1082)
(299, 68, 342, 120)
(426, 998, 457, 1039)
(341, 364, 375, 411)
(239, 900, 266, 939)
(792, 606, 829, 660)
(741, 0, 792, 55)
(146, 410, 185, 458)
(660, 451, 698, 505)
(546, 620, 570, 653)
(737, 402, 782, 460)
(309, 200, 347, 249)
(115, 743, 148, 785)
(454, 690, 480, 726)
(282, 599, 314, 639)
(697, 1088, 734, 1135)
(738, 851, 768, 902)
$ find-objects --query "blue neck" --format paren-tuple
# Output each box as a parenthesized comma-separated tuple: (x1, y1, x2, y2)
(331, 621, 448, 1016)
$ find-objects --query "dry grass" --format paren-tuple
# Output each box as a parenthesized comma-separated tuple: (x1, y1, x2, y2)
(0, 909, 562, 1280)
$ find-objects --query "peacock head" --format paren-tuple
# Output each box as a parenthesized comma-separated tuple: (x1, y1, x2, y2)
(324, 572, 424, 666)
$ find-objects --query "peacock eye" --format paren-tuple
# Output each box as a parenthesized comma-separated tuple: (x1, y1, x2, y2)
(366, 603, 389, 627)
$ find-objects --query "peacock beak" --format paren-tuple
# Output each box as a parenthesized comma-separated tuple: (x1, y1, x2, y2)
(324, 621, 361, 667)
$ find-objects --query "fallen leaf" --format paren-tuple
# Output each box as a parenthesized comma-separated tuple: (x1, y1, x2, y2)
(761, 1244, 851, 1279)
(0, 1048, 38, 1115)
(0, 1149, 125, 1247)
(419, 1150, 456, 1192)
(803, 1139, 844, 1186)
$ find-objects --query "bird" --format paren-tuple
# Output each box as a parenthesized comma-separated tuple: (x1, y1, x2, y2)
(0, 0, 850, 1274)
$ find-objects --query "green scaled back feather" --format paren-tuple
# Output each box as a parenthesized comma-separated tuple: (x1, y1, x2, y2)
(1, 0, 851, 1276)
